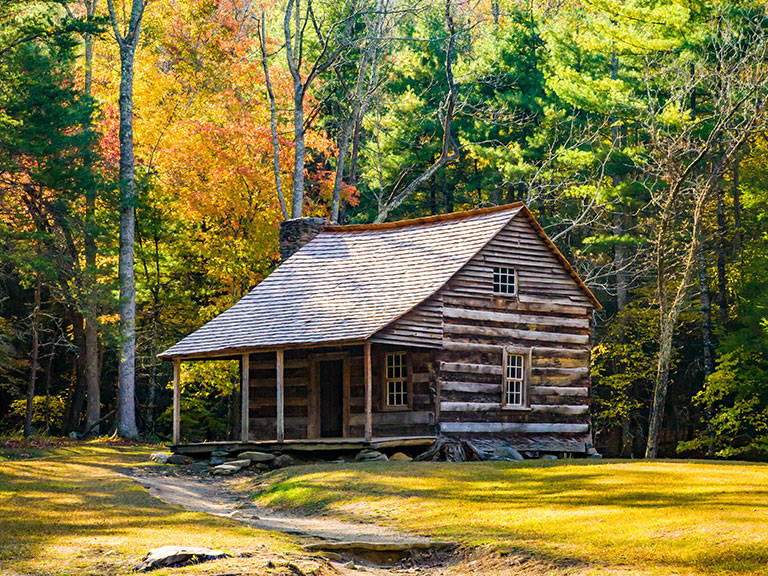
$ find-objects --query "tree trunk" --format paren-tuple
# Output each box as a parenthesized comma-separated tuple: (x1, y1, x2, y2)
(716, 185, 728, 324)
(331, 117, 354, 222)
(116, 42, 139, 439)
(67, 312, 87, 433)
(259, 10, 288, 220)
(83, 9, 101, 434)
(732, 159, 742, 260)
(24, 274, 41, 437)
(696, 238, 716, 457)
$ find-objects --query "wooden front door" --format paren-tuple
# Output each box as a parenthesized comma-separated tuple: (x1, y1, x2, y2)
(318, 359, 344, 437)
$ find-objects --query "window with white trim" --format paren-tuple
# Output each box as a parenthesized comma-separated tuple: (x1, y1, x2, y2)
(504, 353, 525, 407)
(492, 266, 516, 295)
(386, 352, 408, 407)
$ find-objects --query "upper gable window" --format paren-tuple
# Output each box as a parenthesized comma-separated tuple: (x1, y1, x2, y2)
(492, 266, 516, 295)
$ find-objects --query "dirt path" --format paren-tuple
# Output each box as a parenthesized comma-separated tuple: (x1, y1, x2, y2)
(125, 467, 456, 575)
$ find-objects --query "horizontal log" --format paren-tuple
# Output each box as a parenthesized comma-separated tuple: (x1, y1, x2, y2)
(250, 359, 308, 370)
(443, 307, 590, 329)
(441, 381, 501, 394)
(530, 386, 589, 397)
(440, 361, 503, 375)
(530, 404, 590, 415)
(440, 402, 501, 412)
(442, 295, 590, 316)
(532, 366, 590, 377)
(532, 346, 590, 358)
(350, 411, 433, 426)
(439, 422, 589, 434)
(444, 323, 590, 345)
(442, 341, 502, 354)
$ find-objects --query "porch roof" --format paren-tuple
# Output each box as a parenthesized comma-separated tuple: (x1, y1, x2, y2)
(159, 203, 526, 359)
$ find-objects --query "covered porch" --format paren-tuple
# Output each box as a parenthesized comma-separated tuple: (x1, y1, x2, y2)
(170, 341, 438, 449)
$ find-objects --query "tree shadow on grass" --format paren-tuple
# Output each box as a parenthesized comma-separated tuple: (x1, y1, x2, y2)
(252, 460, 768, 575)
(0, 446, 288, 574)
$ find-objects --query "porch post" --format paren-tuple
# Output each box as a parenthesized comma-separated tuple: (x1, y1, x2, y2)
(172, 358, 181, 445)
(241, 353, 250, 442)
(276, 349, 285, 442)
(364, 342, 372, 442)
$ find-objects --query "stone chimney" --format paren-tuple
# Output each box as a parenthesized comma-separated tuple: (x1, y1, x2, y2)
(279, 217, 327, 261)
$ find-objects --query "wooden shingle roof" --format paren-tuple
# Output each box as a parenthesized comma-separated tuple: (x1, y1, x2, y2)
(159, 203, 598, 360)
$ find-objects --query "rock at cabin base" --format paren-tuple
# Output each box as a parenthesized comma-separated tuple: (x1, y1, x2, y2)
(209, 457, 227, 466)
(167, 454, 191, 465)
(540, 454, 558, 460)
(490, 447, 523, 461)
(224, 459, 251, 469)
(210, 449, 230, 458)
(211, 464, 241, 476)
(272, 454, 296, 468)
(588, 453, 603, 459)
(390, 452, 412, 462)
(134, 545, 229, 571)
(149, 453, 170, 464)
(355, 449, 388, 462)
(238, 451, 276, 463)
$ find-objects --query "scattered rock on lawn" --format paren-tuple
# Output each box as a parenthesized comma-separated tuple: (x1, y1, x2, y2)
(149, 453, 170, 464)
(211, 464, 241, 476)
(490, 446, 523, 461)
(134, 545, 229, 572)
(239, 451, 276, 463)
(588, 453, 603, 459)
(389, 452, 412, 462)
(272, 454, 295, 468)
(355, 449, 388, 462)
(167, 454, 192, 465)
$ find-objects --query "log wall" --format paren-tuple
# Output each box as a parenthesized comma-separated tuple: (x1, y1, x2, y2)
(433, 212, 594, 452)
(248, 345, 436, 440)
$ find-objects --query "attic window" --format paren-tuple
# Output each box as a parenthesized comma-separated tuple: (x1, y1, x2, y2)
(492, 266, 516, 295)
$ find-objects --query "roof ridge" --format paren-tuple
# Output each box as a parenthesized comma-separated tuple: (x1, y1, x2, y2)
(324, 202, 524, 233)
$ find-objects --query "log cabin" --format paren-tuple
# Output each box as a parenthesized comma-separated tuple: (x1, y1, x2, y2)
(159, 202, 602, 456)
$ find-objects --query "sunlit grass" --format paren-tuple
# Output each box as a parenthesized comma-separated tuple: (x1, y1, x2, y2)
(0, 443, 323, 576)
(251, 459, 768, 575)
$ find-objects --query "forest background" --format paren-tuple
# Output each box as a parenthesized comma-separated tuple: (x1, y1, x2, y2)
(2, 0, 768, 459)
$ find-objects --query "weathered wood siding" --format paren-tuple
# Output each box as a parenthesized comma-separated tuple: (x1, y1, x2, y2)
(434, 212, 593, 452)
(248, 345, 436, 440)
(370, 295, 443, 348)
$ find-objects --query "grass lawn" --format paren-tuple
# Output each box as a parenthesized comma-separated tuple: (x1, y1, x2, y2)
(0, 442, 325, 576)
(251, 459, 768, 576)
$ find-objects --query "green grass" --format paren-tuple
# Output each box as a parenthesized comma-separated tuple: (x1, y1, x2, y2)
(250, 459, 768, 576)
(0, 442, 326, 576)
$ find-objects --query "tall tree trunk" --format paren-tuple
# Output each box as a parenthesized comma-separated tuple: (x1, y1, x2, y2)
(716, 185, 728, 324)
(732, 159, 742, 260)
(24, 274, 41, 437)
(68, 312, 87, 433)
(107, 0, 146, 438)
(116, 44, 139, 439)
(696, 238, 715, 458)
(259, 10, 288, 220)
(83, 7, 101, 434)
(330, 117, 354, 222)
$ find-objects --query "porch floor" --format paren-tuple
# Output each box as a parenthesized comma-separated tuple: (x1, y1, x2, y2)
(170, 436, 436, 458)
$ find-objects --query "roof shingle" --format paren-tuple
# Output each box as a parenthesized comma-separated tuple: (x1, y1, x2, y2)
(159, 204, 525, 359)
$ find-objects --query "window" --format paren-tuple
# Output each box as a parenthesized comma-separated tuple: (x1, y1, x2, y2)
(503, 352, 526, 408)
(385, 352, 408, 407)
(492, 266, 516, 295)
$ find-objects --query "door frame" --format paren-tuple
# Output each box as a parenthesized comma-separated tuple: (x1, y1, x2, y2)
(308, 352, 350, 439)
